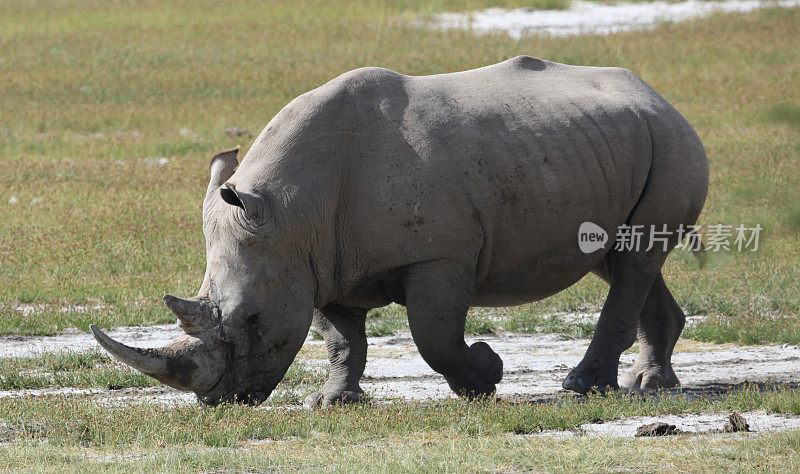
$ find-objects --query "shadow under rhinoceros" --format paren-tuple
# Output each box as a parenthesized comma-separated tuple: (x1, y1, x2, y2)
(497, 381, 800, 406)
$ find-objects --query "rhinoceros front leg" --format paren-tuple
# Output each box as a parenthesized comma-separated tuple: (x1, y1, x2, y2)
(404, 260, 503, 398)
(563, 251, 662, 394)
(303, 304, 367, 408)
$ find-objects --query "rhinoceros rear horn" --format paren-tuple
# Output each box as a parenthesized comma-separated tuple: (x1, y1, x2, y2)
(162, 295, 217, 334)
(90, 325, 224, 393)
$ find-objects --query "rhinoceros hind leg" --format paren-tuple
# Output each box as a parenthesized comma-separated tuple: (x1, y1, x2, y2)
(304, 304, 368, 408)
(404, 260, 502, 398)
(619, 273, 683, 392)
(563, 250, 664, 395)
(563, 123, 706, 395)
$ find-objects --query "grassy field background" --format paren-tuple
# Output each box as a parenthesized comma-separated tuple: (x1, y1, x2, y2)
(2, 0, 799, 343)
(2, 430, 800, 471)
(1, 0, 800, 470)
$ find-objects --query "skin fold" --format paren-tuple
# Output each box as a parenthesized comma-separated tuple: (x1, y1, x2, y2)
(92, 56, 709, 406)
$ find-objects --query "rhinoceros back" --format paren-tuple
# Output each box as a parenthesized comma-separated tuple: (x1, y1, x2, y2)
(275, 57, 705, 307)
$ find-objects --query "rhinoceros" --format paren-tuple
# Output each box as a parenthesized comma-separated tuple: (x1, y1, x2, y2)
(91, 56, 708, 406)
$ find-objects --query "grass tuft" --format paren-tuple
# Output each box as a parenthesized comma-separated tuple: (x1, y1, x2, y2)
(765, 103, 800, 128)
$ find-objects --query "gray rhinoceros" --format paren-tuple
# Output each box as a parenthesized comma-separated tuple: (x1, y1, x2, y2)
(92, 56, 708, 406)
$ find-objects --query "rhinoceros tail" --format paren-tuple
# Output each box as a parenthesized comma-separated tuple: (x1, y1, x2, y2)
(691, 235, 707, 269)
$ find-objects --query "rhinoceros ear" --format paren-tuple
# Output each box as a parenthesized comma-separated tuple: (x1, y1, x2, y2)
(220, 183, 245, 209)
(219, 183, 270, 223)
(208, 146, 239, 189)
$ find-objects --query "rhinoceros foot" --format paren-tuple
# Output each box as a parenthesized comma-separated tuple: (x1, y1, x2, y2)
(619, 366, 680, 392)
(562, 360, 619, 395)
(303, 388, 366, 409)
(441, 342, 503, 399)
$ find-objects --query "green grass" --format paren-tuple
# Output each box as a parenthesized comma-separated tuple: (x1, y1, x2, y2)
(1, 382, 800, 469)
(363, 303, 599, 338)
(0, 351, 155, 390)
(0, 351, 326, 404)
(0, 2, 798, 343)
(685, 313, 800, 346)
(765, 103, 800, 128)
(266, 362, 328, 405)
(1, 431, 800, 471)
(0, 385, 799, 447)
(0, 302, 173, 336)
(366, 305, 409, 337)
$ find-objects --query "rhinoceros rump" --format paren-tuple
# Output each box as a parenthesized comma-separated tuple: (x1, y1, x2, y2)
(92, 56, 708, 406)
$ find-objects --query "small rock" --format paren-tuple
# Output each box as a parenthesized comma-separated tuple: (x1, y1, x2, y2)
(225, 127, 253, 138)
(8, 196, 18, 205)
(724, 412, 750, 433)
(635, 422, 682, 437)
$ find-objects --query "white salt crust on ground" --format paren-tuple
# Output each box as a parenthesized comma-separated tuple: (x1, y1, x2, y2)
(3, 326, 800, 410)
(433, 0, 800, 37)
(528, 410, 800, 438)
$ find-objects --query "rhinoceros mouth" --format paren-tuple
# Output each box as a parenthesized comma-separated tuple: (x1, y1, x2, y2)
(196, 372, 277, 406)
(200, 387, 272, 406)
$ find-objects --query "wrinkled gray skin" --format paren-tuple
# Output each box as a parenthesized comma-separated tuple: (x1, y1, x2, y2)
(92, 56, 708, 406)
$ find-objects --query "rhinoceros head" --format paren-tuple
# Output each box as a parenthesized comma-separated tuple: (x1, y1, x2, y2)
(92, 147, 316, 405)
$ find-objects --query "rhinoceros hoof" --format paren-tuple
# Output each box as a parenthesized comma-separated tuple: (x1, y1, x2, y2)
(619, 367, 680, 392)
(447, 379, 498, 399)
(303, 389, 366, 409)
(562, 365, 619, 395)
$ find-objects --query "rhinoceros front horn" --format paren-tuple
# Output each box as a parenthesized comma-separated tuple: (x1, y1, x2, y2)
(90, 325, 225, 393)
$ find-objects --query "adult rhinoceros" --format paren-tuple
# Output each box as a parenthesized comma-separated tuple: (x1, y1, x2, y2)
(92, 56, 708, 406)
